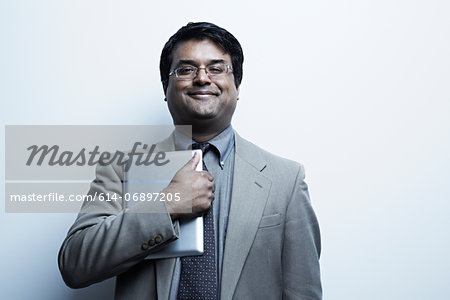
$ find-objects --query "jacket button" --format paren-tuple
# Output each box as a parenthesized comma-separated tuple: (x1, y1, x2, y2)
(148, 239, 156, 246)
(141, 242, 149, 250)
(155, 234, 163, 244)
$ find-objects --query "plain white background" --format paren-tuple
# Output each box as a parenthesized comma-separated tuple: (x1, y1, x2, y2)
(1, 0, 449, 299)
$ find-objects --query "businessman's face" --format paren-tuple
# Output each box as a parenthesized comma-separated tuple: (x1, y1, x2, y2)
(164, 39, 239, 133)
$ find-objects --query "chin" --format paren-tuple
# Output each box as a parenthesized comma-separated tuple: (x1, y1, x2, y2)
(189, 107, 219, 119)
(193, 112, 217, 120)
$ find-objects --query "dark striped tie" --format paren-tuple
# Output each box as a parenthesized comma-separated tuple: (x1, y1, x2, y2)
(178, 142, 217, 299)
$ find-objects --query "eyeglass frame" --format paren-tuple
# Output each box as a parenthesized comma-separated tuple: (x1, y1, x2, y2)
(168, 63, 233, 80)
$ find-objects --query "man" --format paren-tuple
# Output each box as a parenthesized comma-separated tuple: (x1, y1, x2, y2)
(59, 22, 322, 299)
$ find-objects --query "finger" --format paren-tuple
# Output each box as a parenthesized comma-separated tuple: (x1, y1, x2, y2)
(192, 151, 202, 171)
(183, 151, 200, 171)
(202, 171, 214, 182)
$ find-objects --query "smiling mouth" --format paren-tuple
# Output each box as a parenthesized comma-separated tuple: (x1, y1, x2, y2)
(187, 91, 218, 99)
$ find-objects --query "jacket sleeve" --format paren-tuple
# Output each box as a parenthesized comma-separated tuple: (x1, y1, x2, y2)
(58, 162, 179, 289)
(282, 164, 322, 299)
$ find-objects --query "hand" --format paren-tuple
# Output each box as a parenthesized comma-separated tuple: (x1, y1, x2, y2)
(164, 152, 215, 220)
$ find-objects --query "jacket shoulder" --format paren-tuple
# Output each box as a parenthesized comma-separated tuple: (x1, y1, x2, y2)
(235, 133, 305, 179)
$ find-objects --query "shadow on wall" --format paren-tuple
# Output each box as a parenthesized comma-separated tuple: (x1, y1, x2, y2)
(67, 278, 115, 300)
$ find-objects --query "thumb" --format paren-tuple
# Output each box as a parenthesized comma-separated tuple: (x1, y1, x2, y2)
(189, 151, 201, 171)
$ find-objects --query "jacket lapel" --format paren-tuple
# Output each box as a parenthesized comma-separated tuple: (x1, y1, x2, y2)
(220, 133, 272, 300)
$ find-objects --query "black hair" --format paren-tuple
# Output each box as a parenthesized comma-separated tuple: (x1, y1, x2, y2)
(160, 22, 244, 88)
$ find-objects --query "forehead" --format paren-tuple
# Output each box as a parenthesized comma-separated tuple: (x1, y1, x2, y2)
(171, 39, 232, 66)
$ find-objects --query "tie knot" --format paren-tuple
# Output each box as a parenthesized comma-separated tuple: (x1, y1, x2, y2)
(191, 142, 211, 154)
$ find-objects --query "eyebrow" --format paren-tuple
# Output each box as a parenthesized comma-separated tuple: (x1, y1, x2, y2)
(174, 59, 227, 67)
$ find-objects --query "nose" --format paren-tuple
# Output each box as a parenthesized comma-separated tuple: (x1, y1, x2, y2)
(193, 68, 211, 85)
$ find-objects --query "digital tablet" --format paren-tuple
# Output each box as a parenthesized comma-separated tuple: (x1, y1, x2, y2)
(124, 149, 204, 259)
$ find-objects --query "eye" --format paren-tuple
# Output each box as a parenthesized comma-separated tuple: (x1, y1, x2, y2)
(177, 66, 196, 76)
(207, 64, 226, 75)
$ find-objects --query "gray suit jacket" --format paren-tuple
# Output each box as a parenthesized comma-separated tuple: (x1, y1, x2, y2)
(59, 132, 322, 299)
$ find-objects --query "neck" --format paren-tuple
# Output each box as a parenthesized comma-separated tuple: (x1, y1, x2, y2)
(191, 123, 229, 142)
(173, 118, 231, 142)
(192, 132, 219, 143)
